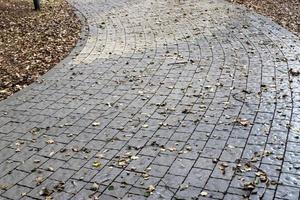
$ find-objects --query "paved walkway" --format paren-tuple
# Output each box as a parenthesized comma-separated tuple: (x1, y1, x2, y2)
(1, 0, 300, 199)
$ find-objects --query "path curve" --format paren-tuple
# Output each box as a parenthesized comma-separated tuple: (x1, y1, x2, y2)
(0, 0, 300, 199)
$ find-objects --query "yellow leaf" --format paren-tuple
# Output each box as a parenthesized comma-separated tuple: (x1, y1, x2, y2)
(92, 161, 101, 168)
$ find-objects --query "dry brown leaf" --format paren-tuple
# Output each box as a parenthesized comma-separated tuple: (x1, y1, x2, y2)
(46, 139, 54, 144)
(147, 185, 155, 193)
(200, 191, 208, 196)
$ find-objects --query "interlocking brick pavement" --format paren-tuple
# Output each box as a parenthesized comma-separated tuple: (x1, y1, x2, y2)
(0, 0, 300, 199)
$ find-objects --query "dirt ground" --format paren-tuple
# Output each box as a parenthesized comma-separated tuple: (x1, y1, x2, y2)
(230, 0, 300, 37)
(0, 0, 82, 100)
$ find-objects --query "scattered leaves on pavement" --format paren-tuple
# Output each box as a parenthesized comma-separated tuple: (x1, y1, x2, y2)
(234, 154, 278, 198)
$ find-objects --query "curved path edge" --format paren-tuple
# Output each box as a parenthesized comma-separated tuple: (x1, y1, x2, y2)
(0, 1, 89, 107)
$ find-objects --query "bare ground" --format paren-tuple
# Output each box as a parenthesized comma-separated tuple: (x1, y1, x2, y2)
(229, 0, 300, 37)
(0, 0, 82, 100)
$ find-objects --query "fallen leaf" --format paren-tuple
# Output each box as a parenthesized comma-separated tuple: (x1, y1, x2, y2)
(39, 187, 52, 196)
(289, 69, 300, 76)
(244, 164, 252, 172)
(118, 161, 127, 167)
(142, 173, 150, 180)
(234, 117, 251, 126)
(167, 147, 177, 152)
(179, 183, 189, 191)
(147, 185, 155, 193)
(185, 146, 192, 151)
(92, 161, 101, 168)
(46, 139, 55, 144)
(92, 122, 100, 126)
(91, 182, 99, 191)
(227, 144, 235, 149)
(35, 176, 43, 185)
(48, 167, 54, 172)
(131, 155, 139, 160)
(142, 124, 149, 128)
(54, 181, 65, 192)
(243, 181, 255, 190)
(200, 191, 208, 196)
(95, 153, 104, 159)
(0, 184, 9, 190)
(0, 89, 9, 94)
(276, 155, 284, 160)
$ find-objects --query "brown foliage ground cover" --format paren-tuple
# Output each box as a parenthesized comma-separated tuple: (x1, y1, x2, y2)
(230, 0, 300, 37)
(0, 0, 82, 100)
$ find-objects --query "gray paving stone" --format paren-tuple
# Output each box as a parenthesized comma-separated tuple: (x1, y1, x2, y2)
(1, 185, 31, 200)
(205, 178, 230, 193)
(50, 168, 76, 182)
(185, 168, 211, 188)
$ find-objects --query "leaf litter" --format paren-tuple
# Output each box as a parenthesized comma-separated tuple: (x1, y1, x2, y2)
(0, 0, 82, 100)
(233, 152, 279, 199)
(229, 0, 300, 37)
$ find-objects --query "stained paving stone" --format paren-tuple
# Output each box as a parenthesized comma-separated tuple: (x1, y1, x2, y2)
(134, 176, 161, 190)
(63, 179, 86, 194)
(18, 170, 53, 188)
(91, 166, 122, 186)
(205, 178, 230, 193)
(49, 168, 76, 182)
(51, 192, 74, 200)
(0, 170, 28, 190)
(169, 158, 195, 176)
(275, 185, 300, 199)
(159, 173, 185, 189)
(0, 0, 300, 199)
(1, 185, 31, 200)
(185, 168, 211, 188)
(174, 185, 201, 200)
(103, 182, 132, 198)
(72, 167, 99, 182)
(147, 185, 174, 200)
(24, 179, 60, 199)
